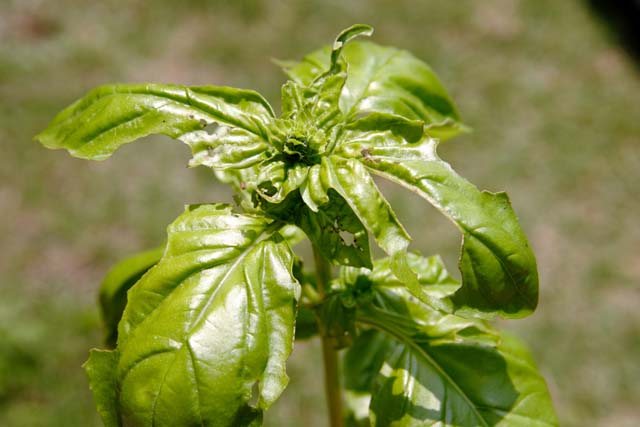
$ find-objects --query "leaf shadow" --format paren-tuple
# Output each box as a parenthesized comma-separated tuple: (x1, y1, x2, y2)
(351, 294, 521, 426)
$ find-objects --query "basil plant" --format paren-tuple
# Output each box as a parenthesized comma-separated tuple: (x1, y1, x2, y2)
(37, 25, 558, 427)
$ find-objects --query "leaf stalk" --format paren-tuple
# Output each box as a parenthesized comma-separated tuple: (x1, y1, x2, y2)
(313, 245, 344, 427)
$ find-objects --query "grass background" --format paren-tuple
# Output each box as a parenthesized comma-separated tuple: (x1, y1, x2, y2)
(1, 0, 639, 425)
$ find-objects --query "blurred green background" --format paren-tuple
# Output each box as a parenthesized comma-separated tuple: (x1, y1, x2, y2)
(1, 0, 639, 426)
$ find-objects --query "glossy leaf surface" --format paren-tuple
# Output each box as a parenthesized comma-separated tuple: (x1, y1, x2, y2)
(296, 190, 372, 268)
(36, 83, 274, 160)
(341, 255, 557, 427)
(281, 40, 466, 140)
(321, 156, 410, 257)
(36, 24, 554, 427)
(338, 135, 538, 318)
(85, 204, 300, 427)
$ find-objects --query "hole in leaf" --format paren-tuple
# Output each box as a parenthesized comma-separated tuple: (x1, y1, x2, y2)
(249, 381, 260, 408)
(339, 230, 356, 246)
(258, 181, 278, 197)
(204, 121, 220, 134)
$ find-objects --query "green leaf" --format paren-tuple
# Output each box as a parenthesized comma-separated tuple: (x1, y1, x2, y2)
(341, 252, 459, 314)
(339, 137, 538, 318)
(321, 156, 411, 257)
(280, 74, 346, 132)
(297, 189, 372, 268)
(328, 24, 374, 74)
(281, 40, 466, 140)
(254, 160, 309, 203)
(279, 224, 307, 247)
(185, 126, 272, 170)
(278, 45, 332, 85)
(341, 257, 557, 426)
(316, 291, 358, 349)
(340, 254, 488, 340)
(293, 305, 319, 340)
(93, 204, 300, 426)
(36, 83, 274, 161)
(343, 329, 393, 427)
(281, 25, 373, 131)
(84, 350, 120, 427)
(98, 246, 164, 348)
(349, 329, 558, 427)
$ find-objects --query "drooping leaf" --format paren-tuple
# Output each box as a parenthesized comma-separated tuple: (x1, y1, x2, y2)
(338, 136, 539, 318)
(36, 83, 275, 161)
(281, 40, 466, 140)
(341, 254, 493, 343)
(349, 329, 558, 427)
(87, 204, 300, 427)
(340, 255, 557, 427)
(98, 246, 164, 348)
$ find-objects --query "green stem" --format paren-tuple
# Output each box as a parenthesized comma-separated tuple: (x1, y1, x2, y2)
(313, 245, 344, 427)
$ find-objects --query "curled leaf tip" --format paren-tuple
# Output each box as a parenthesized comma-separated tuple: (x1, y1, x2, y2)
(334, 24, 374, 49)
(330, 24, 374, 69)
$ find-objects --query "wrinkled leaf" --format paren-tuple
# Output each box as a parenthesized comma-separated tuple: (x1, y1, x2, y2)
(283, 24, 373, 131)
(297, 189, 372, 268)
(281, 40, 466, 140)
(87, 204, 300, 427)
(341, 255, 557, 426)
(349, 329, 558, 427)
(321, 156, 410, 257)
(339, 137, 538, 318)
(340, 252, 459, 314)
(36, 83, 274, 161)
(341, 254, 493, 343)
(98, 246, 164, 348)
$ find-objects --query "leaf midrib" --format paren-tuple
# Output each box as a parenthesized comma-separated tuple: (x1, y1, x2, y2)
(343, 48, 402, 119)
(122, 223, 280, 426)
(357, 316, 492, 427)
(58, 88, 271, 141)
(119, 223, 278, 376)
(359, 161, 535, 309)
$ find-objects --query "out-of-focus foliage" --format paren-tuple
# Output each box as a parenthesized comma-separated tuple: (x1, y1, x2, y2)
(1, 1, 639, 426)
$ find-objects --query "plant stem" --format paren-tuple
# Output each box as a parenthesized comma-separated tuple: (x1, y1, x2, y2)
(313, 245, 344, 427)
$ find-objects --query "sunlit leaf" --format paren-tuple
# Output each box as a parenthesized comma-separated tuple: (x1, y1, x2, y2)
(338, 136, 538, 318)
(87, 204, 300, 427)
(341, 255, 557, 426)
(36, 83, 274, 161)
(281, 40, 466, 140)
